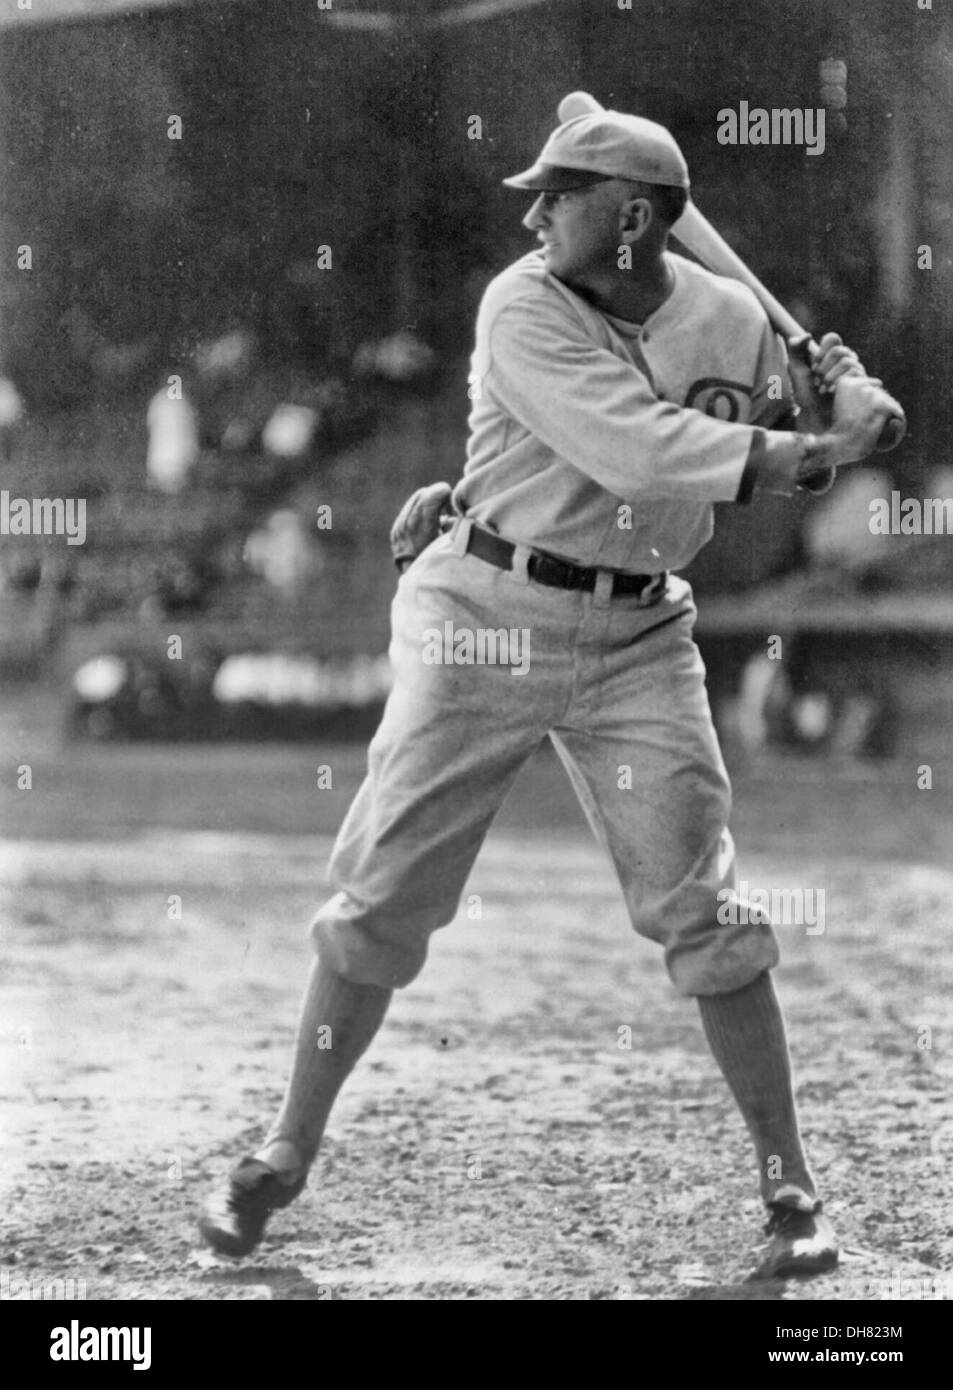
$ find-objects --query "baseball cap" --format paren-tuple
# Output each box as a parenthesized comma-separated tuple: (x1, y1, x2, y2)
(503, 109, 690, 193)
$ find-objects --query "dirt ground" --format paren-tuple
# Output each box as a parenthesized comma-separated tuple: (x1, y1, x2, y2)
(1, 740, 951, 1302)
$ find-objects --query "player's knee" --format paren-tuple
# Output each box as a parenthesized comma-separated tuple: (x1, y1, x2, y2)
(664, 918, 779, 997)
(310, 891, 433, 990)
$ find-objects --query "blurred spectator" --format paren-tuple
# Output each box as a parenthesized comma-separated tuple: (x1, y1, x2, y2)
(243, 509, 323, 595)
(352, 331, 438, 387)
(261, 404, 318, 459)
(0, 377, 24, 458)
(146, 385, 200, 493)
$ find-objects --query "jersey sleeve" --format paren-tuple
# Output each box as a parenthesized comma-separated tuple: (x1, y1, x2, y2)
(483, 292, 763, 505)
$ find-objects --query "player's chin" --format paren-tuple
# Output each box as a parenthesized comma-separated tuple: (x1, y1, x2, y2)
(540, 245, 568, 275)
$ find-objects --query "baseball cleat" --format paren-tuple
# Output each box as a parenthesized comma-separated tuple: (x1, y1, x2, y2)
(198, 1156, 307, 1258)
(754, 1201, 839, 1280)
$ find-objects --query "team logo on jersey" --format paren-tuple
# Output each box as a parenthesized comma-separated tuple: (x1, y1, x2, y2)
(685, 378, 752, 422)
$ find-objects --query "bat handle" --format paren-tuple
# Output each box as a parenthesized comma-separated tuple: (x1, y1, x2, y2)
(790, 335, 907, 454)
(874, 415, 907, 452)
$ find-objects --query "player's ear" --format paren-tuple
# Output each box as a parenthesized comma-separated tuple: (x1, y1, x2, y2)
(619, 195, 653, 245)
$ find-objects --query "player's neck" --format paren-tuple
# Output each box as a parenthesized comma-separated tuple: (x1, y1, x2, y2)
(569, 252, 674, 324)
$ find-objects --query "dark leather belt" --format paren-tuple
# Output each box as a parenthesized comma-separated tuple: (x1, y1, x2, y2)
(465, 524, 664, 598)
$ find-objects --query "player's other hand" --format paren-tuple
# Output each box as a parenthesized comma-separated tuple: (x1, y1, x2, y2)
(826, 373, 902, 466)
(810, 332, 865, 394)
(389, 481, 454, 571)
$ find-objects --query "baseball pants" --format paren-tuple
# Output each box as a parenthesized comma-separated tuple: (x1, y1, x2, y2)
(311, 517, 779, 994)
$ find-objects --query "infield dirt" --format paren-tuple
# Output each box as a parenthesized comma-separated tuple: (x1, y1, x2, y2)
(1, 745, 950, 1300)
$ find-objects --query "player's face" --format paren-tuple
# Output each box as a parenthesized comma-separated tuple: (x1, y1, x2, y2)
(522, 183, 623, 285)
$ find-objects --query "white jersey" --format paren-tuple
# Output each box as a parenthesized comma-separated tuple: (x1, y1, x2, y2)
(455, 249, 793, 572)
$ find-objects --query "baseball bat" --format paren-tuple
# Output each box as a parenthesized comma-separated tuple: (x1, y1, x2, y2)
(556, 93, 907, 452)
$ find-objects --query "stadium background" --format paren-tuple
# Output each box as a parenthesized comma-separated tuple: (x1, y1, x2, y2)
(0, 0, 950, 750)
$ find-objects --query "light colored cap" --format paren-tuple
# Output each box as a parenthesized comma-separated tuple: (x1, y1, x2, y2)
(504, 95, 690, 193)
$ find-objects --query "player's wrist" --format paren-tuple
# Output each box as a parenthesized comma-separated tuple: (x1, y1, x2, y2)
(744, 430, 843, 498)
(747, 431, 805, 497)
(793, 431, 839, 480)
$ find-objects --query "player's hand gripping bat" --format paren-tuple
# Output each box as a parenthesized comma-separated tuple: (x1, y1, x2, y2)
(556, 92, 908, 462)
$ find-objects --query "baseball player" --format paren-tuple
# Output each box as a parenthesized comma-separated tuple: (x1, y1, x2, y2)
(200, 99, 897, 1281)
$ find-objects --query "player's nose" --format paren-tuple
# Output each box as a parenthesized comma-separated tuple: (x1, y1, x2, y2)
(522, 195, 549, 231)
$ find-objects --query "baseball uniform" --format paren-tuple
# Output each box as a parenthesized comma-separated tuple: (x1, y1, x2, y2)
(310, 248, 792, 995)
